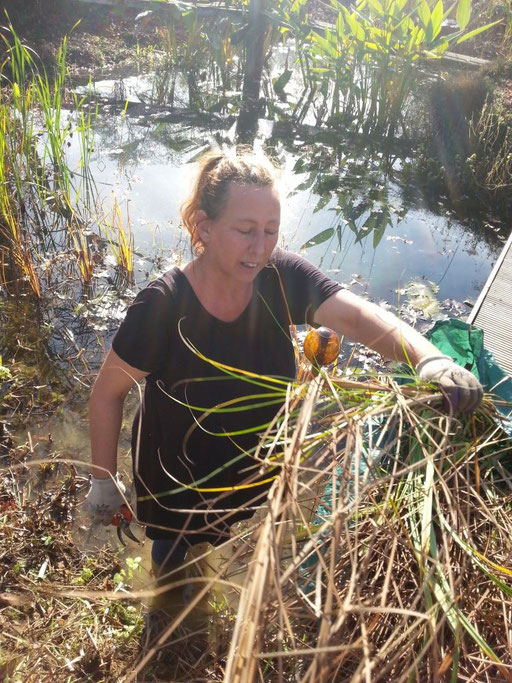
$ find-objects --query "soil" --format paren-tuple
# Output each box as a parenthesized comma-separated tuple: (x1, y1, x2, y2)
(0, 1, 155, 79)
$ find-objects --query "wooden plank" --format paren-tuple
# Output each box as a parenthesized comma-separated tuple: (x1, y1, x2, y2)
(468, 230, 512, 378)
(468, 232, 512, 325)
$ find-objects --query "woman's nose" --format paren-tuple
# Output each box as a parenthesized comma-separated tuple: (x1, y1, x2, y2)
(250, 231, 266, 256)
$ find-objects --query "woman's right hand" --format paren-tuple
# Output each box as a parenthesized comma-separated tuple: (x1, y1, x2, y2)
(85, 475, 129, 525)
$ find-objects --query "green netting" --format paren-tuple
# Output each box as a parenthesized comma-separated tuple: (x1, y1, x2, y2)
(427, 318, 512, 422)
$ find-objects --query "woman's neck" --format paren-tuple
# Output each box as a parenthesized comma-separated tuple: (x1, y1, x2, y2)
(182, 256, 253, 322)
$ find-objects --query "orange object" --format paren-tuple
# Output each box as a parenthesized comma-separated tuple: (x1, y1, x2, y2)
(111, 504, 139, 545)
(111, 503, 133, 527)
(304, 327, 340, 366)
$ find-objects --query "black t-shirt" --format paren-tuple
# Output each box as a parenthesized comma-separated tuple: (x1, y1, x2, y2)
(112, 249, 342, 542)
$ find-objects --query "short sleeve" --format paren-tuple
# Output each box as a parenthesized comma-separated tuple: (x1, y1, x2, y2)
(112, 278, 173, 375)
(271, 250, 342, 325)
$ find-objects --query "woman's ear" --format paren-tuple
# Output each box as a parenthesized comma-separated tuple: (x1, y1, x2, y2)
(194, 210, 211, 244)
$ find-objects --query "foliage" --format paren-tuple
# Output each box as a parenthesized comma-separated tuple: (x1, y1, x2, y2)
(469, 92, 512, 193)
(150, 6, 244, 110)
(272, 0, 500, 136)
(291, 140, 403, 250)
(0, 21, 138, 300)
(410, 66, 512, 225)
(0, 20, 96, 296)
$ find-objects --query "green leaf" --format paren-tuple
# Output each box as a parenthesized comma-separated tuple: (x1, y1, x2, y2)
(431, 0, 444, 39)
(355, 212, 376, 244)
(313, 193, 333, 213)
(372, 208, 390, 248)
(346, 12, 366, 41)
(456, 0, 471, 31)
(273, 68, 293, 94)
(417, 1, 431, 29)
(336, 11, 345, 38)
(301, 227, 335, 250)
(366, 0, 384, 14)
(456, 19, 502, 44)
(424, 18, 434, 43)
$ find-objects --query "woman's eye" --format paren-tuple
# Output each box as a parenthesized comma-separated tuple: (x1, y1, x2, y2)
(237, 229, 251, 234)
(265, 230, 278, 235)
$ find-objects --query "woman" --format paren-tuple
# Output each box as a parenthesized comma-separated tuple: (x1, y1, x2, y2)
(85, 148, 483, 569)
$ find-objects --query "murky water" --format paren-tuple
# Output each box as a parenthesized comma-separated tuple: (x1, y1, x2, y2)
(69, 92, 499, 305)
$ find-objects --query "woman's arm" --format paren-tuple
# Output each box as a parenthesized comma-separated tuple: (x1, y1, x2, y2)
(313, 289, 440, 366)
(86, 349, 149, 521)
(314, 289, 483, 412)
(89, 348, 149, 478)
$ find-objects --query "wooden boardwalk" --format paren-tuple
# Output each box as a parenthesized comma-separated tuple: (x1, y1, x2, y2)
(468, 232, 512, 377)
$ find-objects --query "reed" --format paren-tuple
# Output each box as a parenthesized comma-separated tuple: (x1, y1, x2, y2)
(0, 20, 97, 296)
(98, 198, 134, 284)
(115, 346, 512, 681)
(215, 370, 512, 681)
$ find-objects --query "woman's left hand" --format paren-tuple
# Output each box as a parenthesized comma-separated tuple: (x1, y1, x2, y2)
(416, 355, 483, 413)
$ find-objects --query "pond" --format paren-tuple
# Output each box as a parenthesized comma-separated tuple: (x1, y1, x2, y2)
(70, 71, 500, 317)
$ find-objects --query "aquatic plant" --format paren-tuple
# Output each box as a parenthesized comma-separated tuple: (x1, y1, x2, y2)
(153, 6, 243, 110)
(0, 21, 97, 295)
(98, 198, 134, 284)
(276, 0, 501, 137)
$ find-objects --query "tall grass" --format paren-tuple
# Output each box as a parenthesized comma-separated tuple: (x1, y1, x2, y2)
(0, 21, 97, 296)
(99, 198, 134, 284)
(214, 371, 512, 681)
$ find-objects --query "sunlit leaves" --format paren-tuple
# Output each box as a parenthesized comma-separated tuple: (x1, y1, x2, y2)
(285, 0, 496, 138)
(430, 0, 444, 39)
(456, 19, 502, 44)
(456, 0, 471, 31)
(416, 1, 431, 31)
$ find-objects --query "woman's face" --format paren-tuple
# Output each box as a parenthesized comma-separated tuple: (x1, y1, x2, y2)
(199, 182, 281, 282)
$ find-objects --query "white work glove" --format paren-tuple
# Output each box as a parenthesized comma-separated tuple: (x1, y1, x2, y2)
(85, 474, 129, 525)
(416, 355, 483, 413)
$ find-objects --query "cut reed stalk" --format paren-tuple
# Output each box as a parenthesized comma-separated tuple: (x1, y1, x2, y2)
(212, 370, 512, 681)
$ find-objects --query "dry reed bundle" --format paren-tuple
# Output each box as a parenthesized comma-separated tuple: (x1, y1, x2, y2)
(214, 372, 512, 682)
(3, 370, 510, 682)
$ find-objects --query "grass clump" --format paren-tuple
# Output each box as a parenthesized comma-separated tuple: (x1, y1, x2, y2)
(218, 371, 512, 681)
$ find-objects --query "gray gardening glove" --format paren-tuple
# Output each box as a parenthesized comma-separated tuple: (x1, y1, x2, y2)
(85, 474, 129, 525)
(416, 355, 483, 413)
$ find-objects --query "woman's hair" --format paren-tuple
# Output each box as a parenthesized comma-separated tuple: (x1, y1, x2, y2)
(180, 147, 277, 254)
